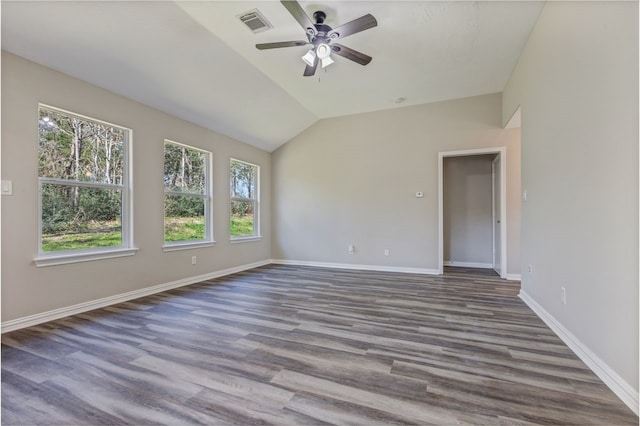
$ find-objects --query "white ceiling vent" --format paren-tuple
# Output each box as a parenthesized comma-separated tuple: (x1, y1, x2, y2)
(238, 9, 273, 34)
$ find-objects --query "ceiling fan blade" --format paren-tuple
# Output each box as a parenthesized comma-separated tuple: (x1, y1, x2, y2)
(281, 1, 317, 36)
(256, 41, 310, 50)
(331, 43, 372, 66)
(303, 59, 318, 77)
(328, 14, 377, 40)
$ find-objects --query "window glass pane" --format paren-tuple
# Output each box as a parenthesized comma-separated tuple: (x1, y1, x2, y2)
(41, 183, 122, 252)
(38, 108, 125, 184)
(231, 199, 254, 237)
(230, 161, 256, 199)
(164, 194, 205, 241)
(164, 143, 207, 194)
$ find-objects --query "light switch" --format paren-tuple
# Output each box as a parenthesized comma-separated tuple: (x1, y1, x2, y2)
(1, 180, 12, 196)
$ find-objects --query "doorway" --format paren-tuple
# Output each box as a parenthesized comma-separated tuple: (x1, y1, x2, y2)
(438, 147, 507, 278)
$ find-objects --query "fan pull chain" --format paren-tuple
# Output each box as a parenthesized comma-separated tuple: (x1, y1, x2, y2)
(318, 66, 328, 83)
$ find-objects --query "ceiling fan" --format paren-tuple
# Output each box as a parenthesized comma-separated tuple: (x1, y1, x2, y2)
(256, 1, 377, 77)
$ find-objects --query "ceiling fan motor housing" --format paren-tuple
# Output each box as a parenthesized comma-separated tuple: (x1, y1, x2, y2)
(309, 11, 334, 44)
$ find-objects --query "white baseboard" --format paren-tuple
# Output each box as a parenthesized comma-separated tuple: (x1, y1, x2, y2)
(271, 259, 440, 275)
(519, 290, 639, 416)
(1, 260, 271, 334)
(506, 273, 522, 281)
(444, 261, 493, 269)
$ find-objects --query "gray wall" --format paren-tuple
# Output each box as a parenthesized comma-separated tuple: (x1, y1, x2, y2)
(444, 155, 495, 266)
(503, 1, 638, 393)
(1, 52, 271, 322)
(272, 93, 521, 275)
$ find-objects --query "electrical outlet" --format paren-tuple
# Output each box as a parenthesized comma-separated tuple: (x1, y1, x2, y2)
(528, 264, 533, 273)
(348, 245, 355, 255)
(384, 248, 390, 256)
(561, 287, 567, 304)
(191, 256, 197, 265)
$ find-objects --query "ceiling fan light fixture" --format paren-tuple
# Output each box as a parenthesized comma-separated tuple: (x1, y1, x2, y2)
(315, 43, 334, 68)
(302, 49, 316, 66)
(320, 55, 334, 68)
(316, 43, 331, 59)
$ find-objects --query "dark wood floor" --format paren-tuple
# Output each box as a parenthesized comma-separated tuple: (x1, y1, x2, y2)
(2, 265, 637, 425)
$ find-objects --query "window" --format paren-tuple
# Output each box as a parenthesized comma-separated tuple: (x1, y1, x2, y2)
(163, 140, 213, 249)
(36, 105, 134, 265)
(230, 159, 259, 240)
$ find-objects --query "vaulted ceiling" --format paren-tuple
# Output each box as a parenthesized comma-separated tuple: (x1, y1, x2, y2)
(1, 1, 543, 152)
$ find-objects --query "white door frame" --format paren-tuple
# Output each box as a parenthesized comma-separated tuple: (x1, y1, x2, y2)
(491, 155, 501, 275)
(438, 147, 507, 278)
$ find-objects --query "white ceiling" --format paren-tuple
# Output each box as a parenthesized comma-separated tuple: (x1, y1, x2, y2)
(1, 1, 543, 152)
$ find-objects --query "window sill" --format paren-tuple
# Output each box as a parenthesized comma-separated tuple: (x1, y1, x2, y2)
(163, 241, 216, 252)
(34, 247, 138, 267)
(230, 236, 262, 244)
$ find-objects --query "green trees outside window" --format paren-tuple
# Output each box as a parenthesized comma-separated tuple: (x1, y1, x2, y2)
(38, 107, 257, 253)
(164, 141, 211, 243)
(230, 159, 259, 238)
(38, 106, 129, 253)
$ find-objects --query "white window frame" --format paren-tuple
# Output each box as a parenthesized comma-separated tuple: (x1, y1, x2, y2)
(34, 104, 137, 267)
(230, 158, 260, 243)
(162, 139, 214, 252)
